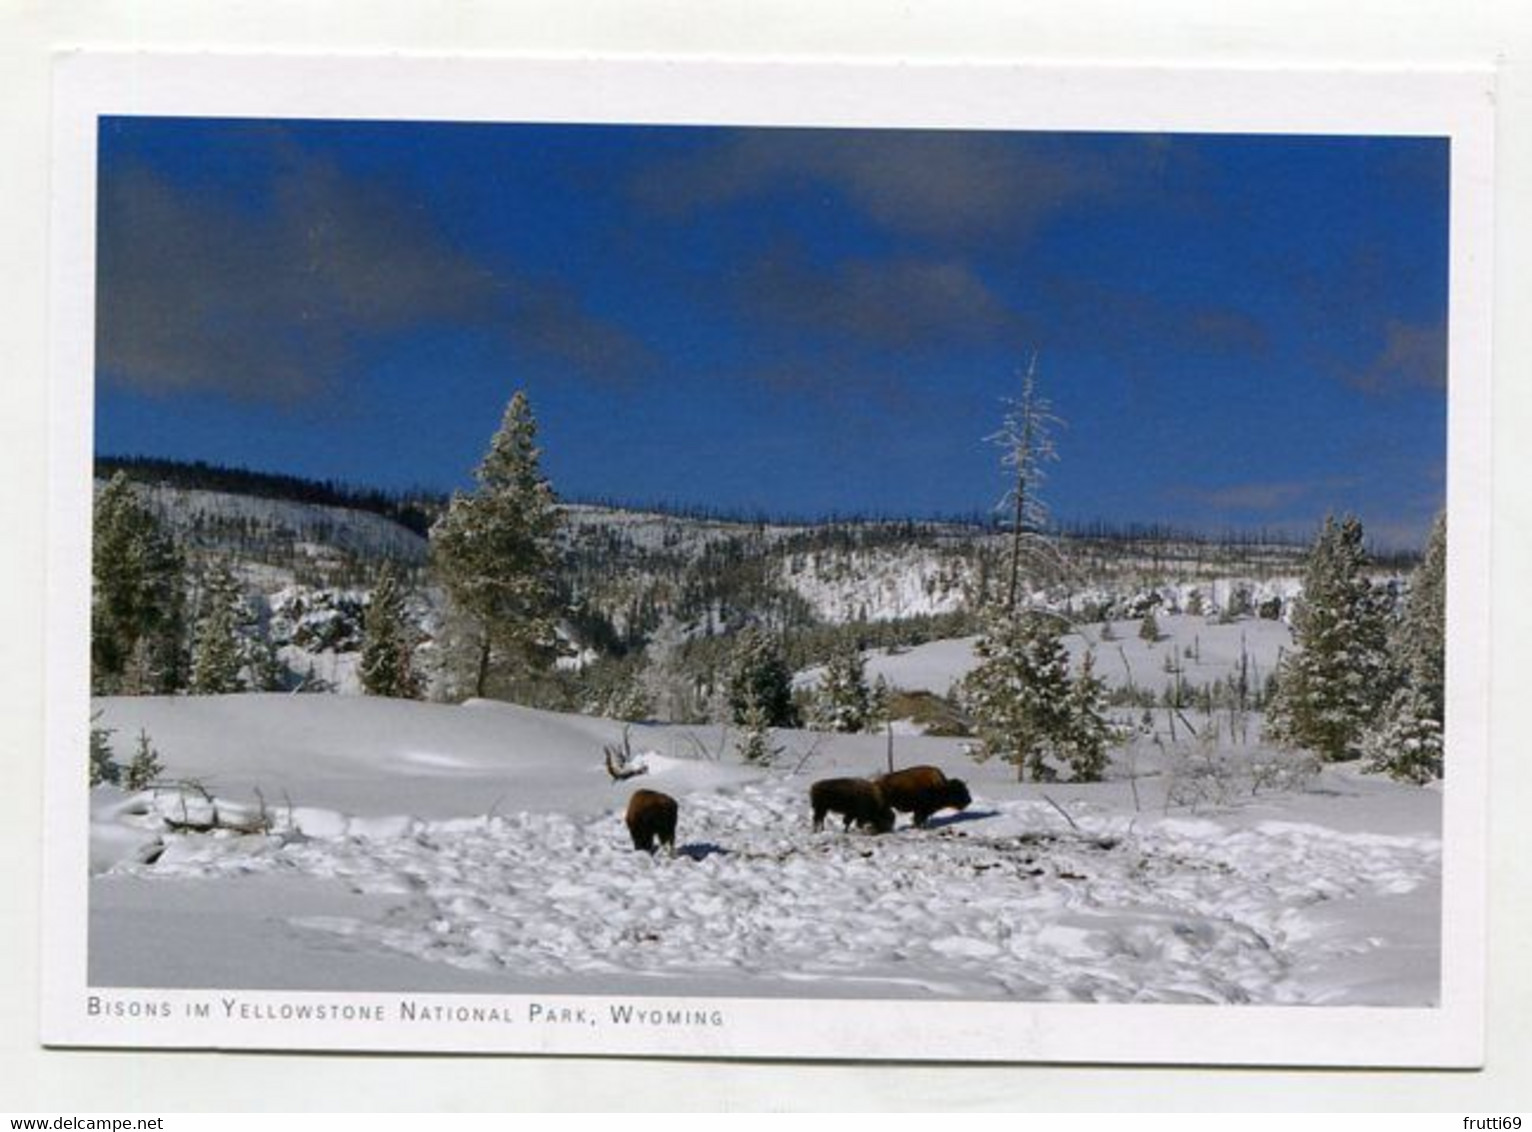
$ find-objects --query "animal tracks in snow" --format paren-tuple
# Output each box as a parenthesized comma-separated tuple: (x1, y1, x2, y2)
(109, 785, 1441, 1004)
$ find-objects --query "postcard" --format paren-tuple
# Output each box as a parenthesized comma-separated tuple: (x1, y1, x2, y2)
(42, 53, 1493, 1064)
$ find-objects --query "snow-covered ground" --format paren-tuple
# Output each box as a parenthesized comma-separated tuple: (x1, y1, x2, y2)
(799, 614, 1295, 701)
(89, 693, 1440, 1005)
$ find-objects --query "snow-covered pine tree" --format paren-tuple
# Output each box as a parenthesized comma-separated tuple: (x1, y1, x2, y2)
(1138, 610, 1161, 645)
(124, 728, 164, 791)
(89, 713, 119, 787)
(812, 642, 873, 733)
(869, 673, 893, 732)
(1397, 511, 1446, 723)
(600, 673, 653, 723)
(1061, 648, 1113, 781)
(189, 561, 247, 694)
(1362, 685, 1443, 784)
(247, 634, 290, 692)
(359, 562, 421, 699)
(725, 627, 799, 728)
(735, 698, 782, 765)
(960, 608, 1074, 781)
(91, 471, 188, 694)
(962, 355, 1113, 780)
(1265, 515, 1392, 761)
(1363, 511, 1446, 783)
(430, 390, 563, 700)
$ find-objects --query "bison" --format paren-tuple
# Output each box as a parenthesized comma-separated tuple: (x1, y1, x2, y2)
(876, 765, 972, 828)
(625, 788, 678, 855)
(809, 777, 895, 834)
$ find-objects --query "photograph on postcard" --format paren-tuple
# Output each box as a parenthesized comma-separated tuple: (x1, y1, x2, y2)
(42, 56, 1493, 1064)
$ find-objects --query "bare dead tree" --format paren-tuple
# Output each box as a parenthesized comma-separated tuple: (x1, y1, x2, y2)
(602, 725, 648, 782)
(679, 723, 730, 763)
(988, 353, 1064, 615)
(791, 732, 827, 775)
(1040, 791, 1082, 833)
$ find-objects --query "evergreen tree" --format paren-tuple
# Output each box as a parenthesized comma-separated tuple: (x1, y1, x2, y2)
(735, 698, 782, 765)
(812, 642, 873, 733)
(430, 390, 563, 700)
(869, 673, 893, 732)
(599, 674, 653, 723)
(1060, 649, 1114, 781)
(1138, 610, 1161, 644)
(1362, 685, 1443, 784)
(89, 713, 119, 787)
(1265, 515, 1392, 761)
(91, 472, 188, 694)
(960, 608, 1075, 781)
(124, 728, 164, 792)
(1396, 511, 1446, 723)
(1363, 511, 1447, 783)
(359, 562, 421, 699)
(247, 634, 290, 693)
(190, 561, 247, 694)
(724, 627, 798, 728)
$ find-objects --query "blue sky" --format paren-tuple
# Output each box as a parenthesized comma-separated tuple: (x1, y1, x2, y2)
(94, 117, 1449, 547)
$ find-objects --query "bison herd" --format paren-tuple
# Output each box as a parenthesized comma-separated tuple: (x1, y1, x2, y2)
(624, 764, 972, 855)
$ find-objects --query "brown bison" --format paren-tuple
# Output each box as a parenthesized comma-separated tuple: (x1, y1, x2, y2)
(809, 777, 895, 834)
(876, 765, 972, 828)
(625, 788, 678, 855)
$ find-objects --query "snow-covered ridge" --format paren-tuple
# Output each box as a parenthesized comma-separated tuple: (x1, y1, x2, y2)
(99, 480, 429, 566)
(779, 547, 974, 622)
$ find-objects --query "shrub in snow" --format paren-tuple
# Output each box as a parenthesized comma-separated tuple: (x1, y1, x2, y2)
(1138, 611, 1161, 644)
(1248, 746, 1322, 796)
(1265, 515, 1392, 762)
(124, 728, 164, 792)
(1163, 728, 1235, 811)
(735, 700, 782, 765)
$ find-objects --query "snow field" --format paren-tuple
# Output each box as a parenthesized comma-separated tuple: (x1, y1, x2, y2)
(97, 773, 1440, 1004)
(796, 613, 1295, 703)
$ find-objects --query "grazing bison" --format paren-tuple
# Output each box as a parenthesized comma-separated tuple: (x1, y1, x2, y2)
(625, 788, 678, 855)
(809, 777, 895, 834)
(876, 765, 972, 828)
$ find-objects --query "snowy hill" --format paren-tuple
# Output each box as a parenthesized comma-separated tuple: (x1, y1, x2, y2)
(109, 479, 429, 576)
(799, 613, 1296, 702)
(95, 467, 1394, 721)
